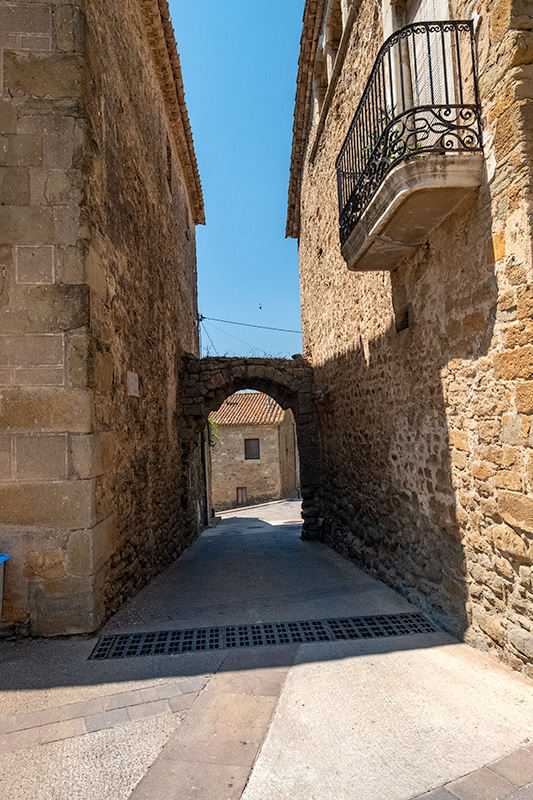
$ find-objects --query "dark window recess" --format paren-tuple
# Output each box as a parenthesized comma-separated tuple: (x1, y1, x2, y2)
(244, 439, 260, 460)
(395, 307, 410, 332)
(392, 281, 410, 333)
(166, 139, 172, 193)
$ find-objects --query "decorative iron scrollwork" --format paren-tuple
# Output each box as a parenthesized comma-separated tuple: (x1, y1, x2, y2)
(336, 20, 483, 246)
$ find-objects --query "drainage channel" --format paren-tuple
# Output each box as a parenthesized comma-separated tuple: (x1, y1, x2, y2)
(89, 612, 438, 660)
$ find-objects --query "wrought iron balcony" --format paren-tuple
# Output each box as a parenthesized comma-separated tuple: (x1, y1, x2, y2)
(336, 20, 483, 271)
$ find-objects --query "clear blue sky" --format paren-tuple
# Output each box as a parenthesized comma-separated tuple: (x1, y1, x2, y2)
(169, 0, 305, 358)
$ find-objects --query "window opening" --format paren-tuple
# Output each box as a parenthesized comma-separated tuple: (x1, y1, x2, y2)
(313, 47, 328, 122)
(244, 439, 260, 460)
(325, 0, 343, 80)
(395, 307, 410, 332)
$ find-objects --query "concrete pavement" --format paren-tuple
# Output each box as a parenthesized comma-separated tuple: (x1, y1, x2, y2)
(0, 499, 532, 799)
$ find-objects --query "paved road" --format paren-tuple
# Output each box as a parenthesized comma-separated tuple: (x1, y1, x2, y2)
(0, 500, 532, 799)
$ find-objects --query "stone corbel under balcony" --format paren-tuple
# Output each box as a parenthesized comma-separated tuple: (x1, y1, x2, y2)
(341, 151, 485, 272)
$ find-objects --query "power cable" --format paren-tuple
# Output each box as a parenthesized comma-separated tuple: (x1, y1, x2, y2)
(202, 319, 268, 356)
(198, 314, 301, 335)
(200, 320, 219, 356)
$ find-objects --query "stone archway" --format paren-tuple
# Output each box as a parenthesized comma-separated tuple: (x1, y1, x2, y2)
(179, 355, 321, 539)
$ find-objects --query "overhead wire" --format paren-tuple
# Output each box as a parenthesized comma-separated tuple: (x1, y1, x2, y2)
(198, 314, 301, 334)
(200, 320, 219, 356)
(202, 319, 270, 356)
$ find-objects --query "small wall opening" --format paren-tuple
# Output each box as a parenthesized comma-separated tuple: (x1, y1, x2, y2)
(325, 0, 343, 79)
(391, 277, 412, 334)
(395, 306, 410, 332)
(313, 48, 329, 123)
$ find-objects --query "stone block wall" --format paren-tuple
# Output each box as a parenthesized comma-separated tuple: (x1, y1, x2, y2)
(0, 0, 205, 635)
(82, 0, 205, 624)
(0, 0, 95, 635)
(294, 0, 533, 673)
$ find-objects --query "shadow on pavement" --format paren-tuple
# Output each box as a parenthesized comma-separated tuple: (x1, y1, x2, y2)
(0, 504, 456, 693)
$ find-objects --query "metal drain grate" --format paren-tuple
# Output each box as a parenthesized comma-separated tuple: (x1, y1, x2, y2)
(89, 613, 437, 661)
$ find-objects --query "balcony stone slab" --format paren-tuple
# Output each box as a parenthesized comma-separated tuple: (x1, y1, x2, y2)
(341, 152, 485, 271)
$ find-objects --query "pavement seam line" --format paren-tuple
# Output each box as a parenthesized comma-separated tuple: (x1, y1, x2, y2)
(0, 695, 193, 755)
(0, 680, 192, 735)
(237, 693, 285, 800)
(126, 648, 296, 799)
(484, 764, 521, 787)
(411, 746, 533, 798)
(236, 648, 299, 799)
(127, 678, 210, 798)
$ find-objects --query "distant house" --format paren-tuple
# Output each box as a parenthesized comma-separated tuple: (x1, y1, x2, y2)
(209, 392, 299, 512)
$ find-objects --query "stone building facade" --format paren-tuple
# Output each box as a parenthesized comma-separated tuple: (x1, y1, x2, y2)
(288, 0, 533, 672)
(0, 0, 206, 635)
(209, 392, 298, 512)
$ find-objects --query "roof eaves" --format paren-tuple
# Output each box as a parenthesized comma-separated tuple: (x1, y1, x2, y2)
(216, 419, 280, 426)
(209, 392, 284, 425)
(286, 0, 327, 239)
(141, 0, 205, 225)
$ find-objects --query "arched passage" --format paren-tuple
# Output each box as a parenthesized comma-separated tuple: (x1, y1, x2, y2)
(179, 356, 321, 539)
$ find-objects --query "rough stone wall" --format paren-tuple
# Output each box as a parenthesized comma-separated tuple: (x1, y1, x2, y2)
(278, 409, 298, 499)
(211, 423, 282, 511)
(180, 356, 319, 537)
(0, 0, 204, 635)
(83, 0, 205, 623)
(296, 0, 533, 673)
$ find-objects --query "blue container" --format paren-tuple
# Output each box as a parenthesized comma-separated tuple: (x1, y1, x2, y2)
(0, 554, 10, 622)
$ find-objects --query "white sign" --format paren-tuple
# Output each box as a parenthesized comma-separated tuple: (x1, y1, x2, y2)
(127, 371, 139, 397)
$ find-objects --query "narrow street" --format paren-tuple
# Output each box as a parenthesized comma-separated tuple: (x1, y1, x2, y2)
(1, 0, 532, 796)
(0, 500, 532, 799)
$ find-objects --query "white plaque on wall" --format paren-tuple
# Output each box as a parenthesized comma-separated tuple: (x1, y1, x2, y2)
(127, 371, 139, 397)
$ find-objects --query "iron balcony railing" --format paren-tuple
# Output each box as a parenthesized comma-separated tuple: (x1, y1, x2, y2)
(336, 20, 482, 247)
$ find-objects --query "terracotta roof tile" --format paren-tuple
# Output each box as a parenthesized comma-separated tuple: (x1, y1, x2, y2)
(209, 392, 284, 426)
